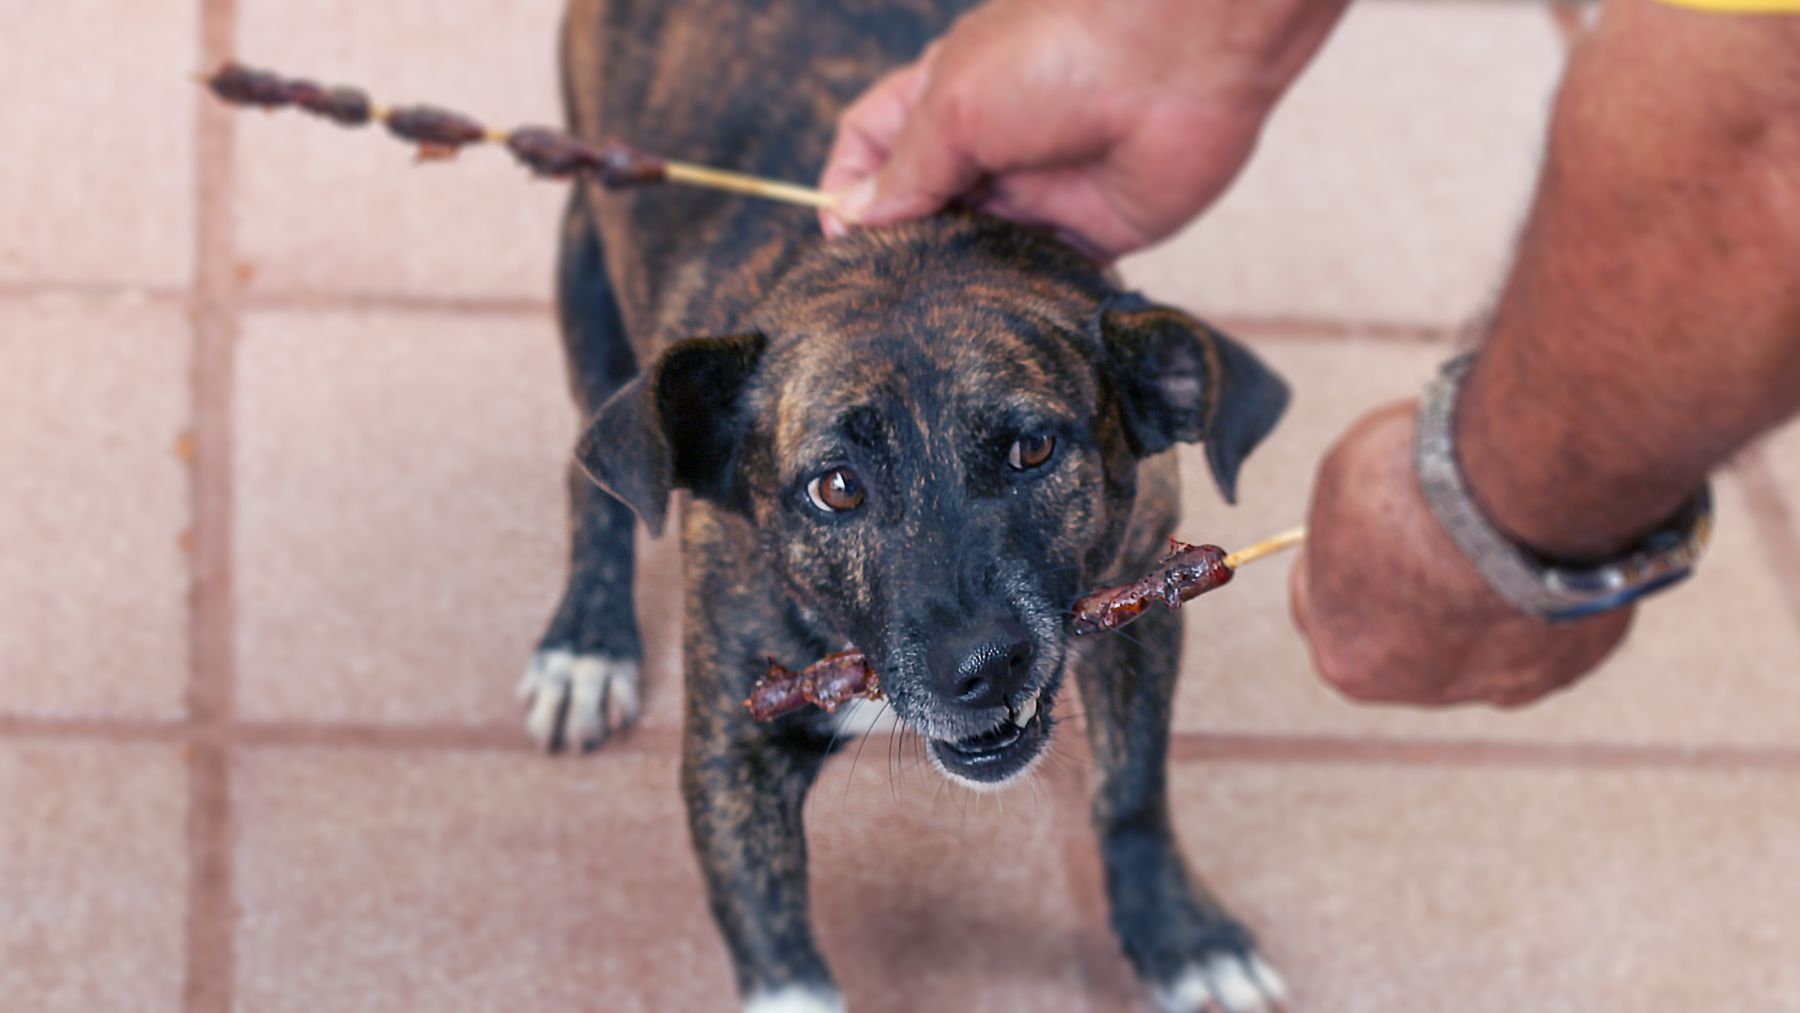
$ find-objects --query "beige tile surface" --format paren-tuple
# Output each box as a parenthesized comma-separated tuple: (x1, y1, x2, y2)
(1148, 760, 1800, 1013)
(233, 746, 731, 1012)
(1167, 336, 1800, 746)
(0, 301, 190, 719)
(234, 738, 1098, 1013)
(233, 0, 568, 302)
(808, 732, 1104, 1013)
(233, 308, 694, 731)
(0, 742, 187, 1012)
(0, 2, 196, 288)
(1120, 0, 1563, 327)
(1759, 420, 1800, 514)
(11, 4, 1800, 1013)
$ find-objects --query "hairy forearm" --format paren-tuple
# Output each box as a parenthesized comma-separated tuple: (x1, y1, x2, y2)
(1123, 0, 1352, 108)
(1457, 0, 1800, 560)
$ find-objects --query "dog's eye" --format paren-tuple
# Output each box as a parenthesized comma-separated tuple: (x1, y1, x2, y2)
(1008, 433, 1056, 471)
(806, 467, 865, 513)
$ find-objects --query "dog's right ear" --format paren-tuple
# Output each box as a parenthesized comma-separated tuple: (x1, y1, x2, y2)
(574, 333, 767, 537)
(1098, 293, 1289, 504)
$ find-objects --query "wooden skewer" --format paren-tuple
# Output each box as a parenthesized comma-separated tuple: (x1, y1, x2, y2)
(1069, 525, 1306, 636)
(198, 61, 837, 211)
(665, 162, 836, 209)
(1224, 525, 1307, 570)
(753, 525, 1310, 716)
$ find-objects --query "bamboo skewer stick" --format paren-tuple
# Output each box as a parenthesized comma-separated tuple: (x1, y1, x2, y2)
(1070, 525, 1307, 636)
(1224, 525, 1307, 570)
(664, 162, 837, 209)
(197, 61, 837, 210)
(750, 526, 1308, 720)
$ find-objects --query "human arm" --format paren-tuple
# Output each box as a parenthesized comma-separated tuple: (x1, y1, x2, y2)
(1292, 0, 1800, 705)
(818, 0, 1352, 261)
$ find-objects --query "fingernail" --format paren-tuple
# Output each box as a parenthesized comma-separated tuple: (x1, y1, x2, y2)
(833, 178, 877, 223)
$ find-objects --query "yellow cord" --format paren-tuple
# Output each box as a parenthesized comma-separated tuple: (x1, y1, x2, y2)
(1652, 0, 1800, 12)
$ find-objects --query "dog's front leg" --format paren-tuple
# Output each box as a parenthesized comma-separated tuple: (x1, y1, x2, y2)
(1077, 608, 1287, 1012)
(683, 694, 839, 1013)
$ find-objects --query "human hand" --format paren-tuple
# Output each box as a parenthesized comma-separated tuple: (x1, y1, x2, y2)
(819, 0, 1349, 262)
(1289, 402, 1634, 707)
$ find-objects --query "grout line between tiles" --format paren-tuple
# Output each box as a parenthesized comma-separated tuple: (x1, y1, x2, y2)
(183, 1, 240, 1010)
(12, 712, 1800, 776)
(1208, 315, 1464, 346)
(137, 283, 1466, 348)
(1733, 447, 1800, 637)
(0, 716, 191, 741)
(1166, 732, 1800, 771)
(0, 280, 189, 305)
(0, 284, 1475, 349)
(234, 719, 582, 753)
(240, 289, 556, 317)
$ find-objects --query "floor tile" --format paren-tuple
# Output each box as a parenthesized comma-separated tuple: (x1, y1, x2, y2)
(233, 746, 729, 1012)
(1758, 421, 1800, 522)
(1166, 336, 1800, 746)
(808, 729, 1104, 1013)
(234, 308, 683, 733)
(235, 730, 1099, 1013)
(1120, 0, 1564, 327)
(0, 301, 190, 719)
(0, 741, 187, 1012)
(0, 1, 196, 287)
(1141, 760, 1800, 1013)
(232, 0, 567, 302)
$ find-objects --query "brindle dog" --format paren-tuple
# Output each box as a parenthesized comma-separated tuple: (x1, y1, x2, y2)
(517, 1, 1292, 1009)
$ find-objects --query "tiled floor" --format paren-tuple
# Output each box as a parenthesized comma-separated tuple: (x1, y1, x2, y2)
(5, 1, 1799, 1011)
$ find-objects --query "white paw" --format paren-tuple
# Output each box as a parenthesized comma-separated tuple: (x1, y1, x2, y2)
(1155, 951, 1288, 1013)
(517, 649, 640, 752)
(743, 985, 845, 1013)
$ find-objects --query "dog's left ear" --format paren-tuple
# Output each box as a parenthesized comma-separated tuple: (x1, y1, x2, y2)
(1098, 293, 1289, 504)
(574, 333, 767, 537)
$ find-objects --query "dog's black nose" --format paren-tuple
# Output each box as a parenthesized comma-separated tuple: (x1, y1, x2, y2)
(929, 621, 1034, 710)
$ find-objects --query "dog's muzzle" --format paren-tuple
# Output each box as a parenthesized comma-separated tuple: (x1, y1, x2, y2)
(925, 684, 1054, 786)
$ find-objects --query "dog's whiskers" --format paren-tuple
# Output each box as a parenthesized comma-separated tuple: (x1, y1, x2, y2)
(887, 717, 902, 803)
(840, 699, 889, 812)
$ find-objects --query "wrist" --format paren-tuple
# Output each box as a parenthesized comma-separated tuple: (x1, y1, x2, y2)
(1453, 349, 1710, 563)
(1106, 0, 1350, 111)
(1416, 356, 1713, 623)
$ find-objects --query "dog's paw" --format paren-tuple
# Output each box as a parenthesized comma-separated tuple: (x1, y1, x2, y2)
(1153, 950, 1288, 1013)
(518, 649, 640, 752)
(743, 985, 845, 1013)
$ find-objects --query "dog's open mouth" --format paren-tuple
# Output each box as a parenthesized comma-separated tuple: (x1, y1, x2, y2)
(926, 689, 1054, 786)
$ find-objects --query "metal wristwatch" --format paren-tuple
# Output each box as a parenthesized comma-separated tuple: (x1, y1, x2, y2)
(1414, 353, 1713, 623)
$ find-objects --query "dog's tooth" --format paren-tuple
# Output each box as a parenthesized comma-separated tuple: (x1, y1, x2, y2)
(1013, 693, 1038, 727)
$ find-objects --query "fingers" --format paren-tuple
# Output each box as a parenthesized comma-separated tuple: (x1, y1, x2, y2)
(848, 69, 984, 227)
(976, 166, 1138, 263)
(819, 60, 928, 237)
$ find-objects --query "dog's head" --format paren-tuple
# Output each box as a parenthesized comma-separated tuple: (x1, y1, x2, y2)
(579, 216, 1285, 786)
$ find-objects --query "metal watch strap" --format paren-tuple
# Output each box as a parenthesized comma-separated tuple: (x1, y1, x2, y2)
(1414, 353, 1713, 623)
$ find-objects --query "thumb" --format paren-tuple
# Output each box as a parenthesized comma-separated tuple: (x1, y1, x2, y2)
(838, 77, 983, 227)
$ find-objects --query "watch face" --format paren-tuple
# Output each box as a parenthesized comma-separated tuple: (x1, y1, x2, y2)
(1543, 568, 1695, 623)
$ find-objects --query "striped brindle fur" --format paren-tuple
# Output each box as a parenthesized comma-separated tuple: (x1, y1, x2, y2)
(523, 1, 1291, 1009)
